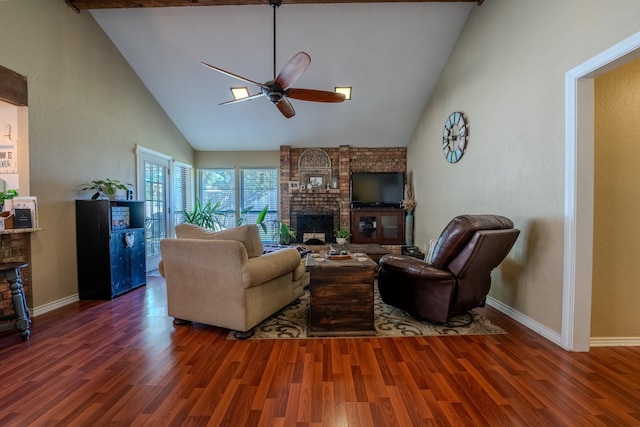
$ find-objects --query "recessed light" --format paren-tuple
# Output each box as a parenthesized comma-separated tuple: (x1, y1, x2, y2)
(231, 87, 250, 100)
(334, 87, 352, 100)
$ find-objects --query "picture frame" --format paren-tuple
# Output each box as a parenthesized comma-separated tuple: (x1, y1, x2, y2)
(288, 181, 299, 190)
(309, 176, 324, 188)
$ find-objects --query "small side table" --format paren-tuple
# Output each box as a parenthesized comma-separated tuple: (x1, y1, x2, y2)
(0, 262, 31, 341)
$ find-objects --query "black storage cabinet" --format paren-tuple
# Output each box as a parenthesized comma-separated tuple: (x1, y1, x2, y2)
(75, 200, 146, 300)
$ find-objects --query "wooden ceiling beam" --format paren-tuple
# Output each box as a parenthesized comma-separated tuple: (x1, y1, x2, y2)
(0, 65, 28, 107)
(66, 0, 482, 12)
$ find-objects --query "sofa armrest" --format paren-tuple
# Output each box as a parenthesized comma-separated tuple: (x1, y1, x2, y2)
(160, 238, 254, 330)
(160, 238, 249, 291)
(242, 248, 301, 288)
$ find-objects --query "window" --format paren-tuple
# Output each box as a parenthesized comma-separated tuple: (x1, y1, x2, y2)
(173, 161, 193, 229)
(198, 168, 236, 229)
(240, 168, 279, 238)
(197, 167, 279, 240)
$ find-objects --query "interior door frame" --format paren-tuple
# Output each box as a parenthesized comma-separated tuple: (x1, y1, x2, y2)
(563, 31, 640, 351)
(136, 145, 171, 272)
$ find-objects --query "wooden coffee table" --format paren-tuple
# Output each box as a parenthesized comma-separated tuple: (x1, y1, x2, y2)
(343, 243, 390, 264)
(305, 252, 377, 336)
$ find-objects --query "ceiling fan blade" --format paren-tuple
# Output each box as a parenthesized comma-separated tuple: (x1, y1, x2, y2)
(219, 93, 264, 106)
(201, 62, 268, 89)
(275, 52, 311, 90)
(287, 88, 346, 103)
(276, 97, 296, 118)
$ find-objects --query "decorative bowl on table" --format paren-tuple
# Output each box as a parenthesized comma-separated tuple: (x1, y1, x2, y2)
(325, 248, 352, 260)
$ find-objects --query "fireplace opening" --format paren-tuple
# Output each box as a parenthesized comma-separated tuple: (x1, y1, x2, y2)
(296, 213, 334, 244)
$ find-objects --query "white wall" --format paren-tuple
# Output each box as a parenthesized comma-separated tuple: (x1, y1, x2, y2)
(408, 0, 640, 334)
(0, 0, 194, 309)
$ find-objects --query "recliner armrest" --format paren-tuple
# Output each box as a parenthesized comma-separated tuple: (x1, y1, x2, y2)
(379, 254, 454, 281)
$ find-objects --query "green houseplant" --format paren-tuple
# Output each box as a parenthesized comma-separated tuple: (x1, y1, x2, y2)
(237, 205, 269, 235)
(82, 179, 131, 200)
(239, 204, 295, 244)
(0, 189, 18, 210)
(334, 228, 351, 244)
(276, 222, 296, 245)
(183, 199, 227, 231)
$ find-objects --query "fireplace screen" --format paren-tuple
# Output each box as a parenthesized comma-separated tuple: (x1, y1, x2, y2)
(296, 214, 334, 244)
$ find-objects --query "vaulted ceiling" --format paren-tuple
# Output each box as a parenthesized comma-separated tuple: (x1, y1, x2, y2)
(67, 0, 480, 150)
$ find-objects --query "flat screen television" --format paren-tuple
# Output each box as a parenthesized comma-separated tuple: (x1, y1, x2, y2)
(350, 172, 405, 208)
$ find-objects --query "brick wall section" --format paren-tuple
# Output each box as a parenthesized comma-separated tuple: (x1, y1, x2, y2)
(289, 190, 341, 237)
(280, 145, 407, 234)
(349, 147, 407, 173)
(280, 145, 292, 212)
(0, 233, 32, 317)
(338, 145, 351, 226)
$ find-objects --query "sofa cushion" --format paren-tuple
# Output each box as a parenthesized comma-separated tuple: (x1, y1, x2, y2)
(175, 223, 264, 258)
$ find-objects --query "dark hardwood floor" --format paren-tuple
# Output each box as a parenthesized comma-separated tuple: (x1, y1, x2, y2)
(1, 276, 639, 426)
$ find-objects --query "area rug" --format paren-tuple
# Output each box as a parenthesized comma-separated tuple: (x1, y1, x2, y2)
(227, 286, 505, 340)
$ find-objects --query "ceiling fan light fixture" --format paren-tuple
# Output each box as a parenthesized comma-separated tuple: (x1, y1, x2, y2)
(335, 87, 352, 100)
(231, 87, 250, 100)
(202, 1, 346, 118)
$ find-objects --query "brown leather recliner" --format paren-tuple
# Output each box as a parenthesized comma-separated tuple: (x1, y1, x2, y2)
(378, 214, 520, 323)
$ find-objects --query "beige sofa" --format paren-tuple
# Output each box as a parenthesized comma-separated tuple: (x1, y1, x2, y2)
(159, 223, 309, 336)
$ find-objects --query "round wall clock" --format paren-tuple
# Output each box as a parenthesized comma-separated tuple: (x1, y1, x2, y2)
(442, 111, 469, 163)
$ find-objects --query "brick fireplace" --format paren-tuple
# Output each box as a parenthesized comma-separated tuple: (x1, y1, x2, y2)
(295, 209, 337, 244)
(280, 145, 407, 239)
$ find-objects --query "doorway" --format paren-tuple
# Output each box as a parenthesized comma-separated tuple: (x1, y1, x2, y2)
(0, 65, 29, 194)
(564, 31, 640, 351)
(136, 146, 171, 272)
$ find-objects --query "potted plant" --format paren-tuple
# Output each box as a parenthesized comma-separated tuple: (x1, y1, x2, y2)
(183, 199, 227, 231)
(334, 228, 351, 245)
(238, 205, 270, 235)
(401, 179, 417, 246)
(243, 205, 296, 245)
(0, 189, 18, 211)
(82, 179, 132, 200)
(277, 222, 296, 245)
(269, 218, 297, 245)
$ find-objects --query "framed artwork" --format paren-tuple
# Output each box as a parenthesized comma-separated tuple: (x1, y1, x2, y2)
(0, 139, 18, 174)
(309, 176, 323, 188)
(288, 181, 299, 190)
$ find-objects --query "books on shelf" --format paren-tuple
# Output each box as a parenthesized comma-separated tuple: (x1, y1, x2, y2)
(4, 196, 38, 229)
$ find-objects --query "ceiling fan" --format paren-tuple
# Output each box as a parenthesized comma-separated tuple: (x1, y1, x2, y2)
(200, 0, 346, 119)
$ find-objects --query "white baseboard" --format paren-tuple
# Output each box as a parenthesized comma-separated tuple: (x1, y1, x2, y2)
(32, 294, 79, 317)
(487, 297, 640, 349)
(590, 337, 640, 347)
(486, 296, 563, 347)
